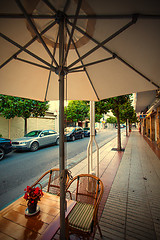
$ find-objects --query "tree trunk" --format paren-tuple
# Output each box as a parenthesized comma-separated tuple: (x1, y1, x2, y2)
(126, 119, 128, 136)
(116, 110, 122, 151)
(24, 118, 27, 135)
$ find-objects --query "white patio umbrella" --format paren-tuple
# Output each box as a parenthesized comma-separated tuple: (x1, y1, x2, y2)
(0, 0, 160, 238)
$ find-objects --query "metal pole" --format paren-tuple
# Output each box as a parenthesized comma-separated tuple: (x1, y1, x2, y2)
(87, 101, 100, 177)
(59, 14, 66, 240)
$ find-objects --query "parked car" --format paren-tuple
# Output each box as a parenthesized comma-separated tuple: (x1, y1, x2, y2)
(12, 130, 59, 152)
(83, 127, 97, 137)
(115, 124, 126, 129)
(64, 127, 84, 141)
(0, 137, 12, 160)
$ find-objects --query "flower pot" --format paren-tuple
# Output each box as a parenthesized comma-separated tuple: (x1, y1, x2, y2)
(28, 201, 37, 214)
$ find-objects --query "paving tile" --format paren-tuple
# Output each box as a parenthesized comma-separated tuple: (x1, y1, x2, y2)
(126, 227, 156, 240)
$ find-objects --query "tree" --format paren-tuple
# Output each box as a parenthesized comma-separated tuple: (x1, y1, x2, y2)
(95, 95, 130, 151)
(107, 95, 130, 151)
(64, 101, 89, 125)
(95, 100, 110, 124)
(120, 98, 137, 136)
(0, 94, 49, 134)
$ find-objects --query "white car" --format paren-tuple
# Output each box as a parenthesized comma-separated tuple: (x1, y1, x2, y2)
(12, 130, 59, 152)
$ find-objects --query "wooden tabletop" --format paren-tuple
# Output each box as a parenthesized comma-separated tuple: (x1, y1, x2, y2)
(0, 193, 76, 240)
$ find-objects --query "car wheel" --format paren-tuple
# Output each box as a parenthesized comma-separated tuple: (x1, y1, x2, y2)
(0, 148, 5, 161)
(81, 133, 84, 139)
(56, 138, 59, 145)
(72, 136, 75, 141)
(30, 142, 39, 152)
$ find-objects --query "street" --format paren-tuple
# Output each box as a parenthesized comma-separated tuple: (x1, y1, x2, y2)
(0, 128, 118, 210)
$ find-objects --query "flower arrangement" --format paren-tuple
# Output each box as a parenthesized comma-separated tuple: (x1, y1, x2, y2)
(24, 184, 43, 206)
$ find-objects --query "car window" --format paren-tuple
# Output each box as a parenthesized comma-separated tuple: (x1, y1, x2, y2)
(42, 130, 49, 136)
(64, 127, 75, 133)
(84, 127, 90, 130)
(48, 130, 57, 135)
(24, 131, 42, 137)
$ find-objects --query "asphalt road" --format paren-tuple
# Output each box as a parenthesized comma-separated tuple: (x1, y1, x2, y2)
(0, 128, 118, 210)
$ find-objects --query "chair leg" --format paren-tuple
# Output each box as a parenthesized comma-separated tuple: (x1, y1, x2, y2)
(97, 223, 103, 238)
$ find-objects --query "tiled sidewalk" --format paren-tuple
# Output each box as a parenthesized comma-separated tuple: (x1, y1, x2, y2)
(53, 130, 160, 240)
(95, 130, 160, 240)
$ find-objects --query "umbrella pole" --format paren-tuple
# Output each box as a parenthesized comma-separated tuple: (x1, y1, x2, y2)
(87, 101, 99, 177)
(59, 15, 66, 240)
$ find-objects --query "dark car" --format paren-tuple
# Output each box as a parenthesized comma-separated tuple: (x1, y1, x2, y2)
(64, 127, 84, 141)
(83, 127, 97, 137)
(0, 137, 12, 160)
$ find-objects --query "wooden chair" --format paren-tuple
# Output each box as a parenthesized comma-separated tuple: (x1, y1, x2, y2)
(66, 174, 104, 239)
(31, 168, 71, 195)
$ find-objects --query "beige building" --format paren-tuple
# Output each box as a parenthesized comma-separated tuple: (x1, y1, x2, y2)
(0, 112, 57, 140)
(0, 101, 59, 139)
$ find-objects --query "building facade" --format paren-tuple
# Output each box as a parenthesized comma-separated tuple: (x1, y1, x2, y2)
(138, 102, 160, 148)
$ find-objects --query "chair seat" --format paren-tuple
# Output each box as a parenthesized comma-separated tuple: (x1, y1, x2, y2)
(68, 202, 94, 233)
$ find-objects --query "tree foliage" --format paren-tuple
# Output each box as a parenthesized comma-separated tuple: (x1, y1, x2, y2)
(119, 98, 138, 135)
(0, 94, 49, 134)
(0, 94, 49, 119)
(106, 116, 117, 124)
(64, 100, 89, 123)
(64, 100, 110, 124)
(64, 96, 137, 151)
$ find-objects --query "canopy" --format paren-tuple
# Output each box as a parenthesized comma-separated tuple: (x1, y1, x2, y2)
(0, 1, 160, 239)
(0, 0, 160, 102)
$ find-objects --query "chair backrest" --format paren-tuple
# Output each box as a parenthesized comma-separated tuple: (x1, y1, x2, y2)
(66, 174, 104, 222)
(31, 168, 70, 195)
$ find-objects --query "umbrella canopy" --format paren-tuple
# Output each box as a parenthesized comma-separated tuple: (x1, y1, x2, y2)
(0, 0, 160, 102)
(0, 1, 160, 239)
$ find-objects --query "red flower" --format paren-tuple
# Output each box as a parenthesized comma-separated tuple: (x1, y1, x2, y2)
(24, 192, 28, 200)
(34, 187, 40, 195)
(24, 184, 43, 205)
(27, 186, 31, 192)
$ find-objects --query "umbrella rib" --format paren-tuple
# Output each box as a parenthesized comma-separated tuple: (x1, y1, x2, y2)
(66, 24, 100, 100)
(41, 0, 58, 14)
(15, 57, 53, 71)
(1, 13, 160, 20)
(117, 56, 160, 88)
(68, 16, 137, 69)
(67, 14, 160, 20)
(69, 70, 85, 73)
(0, 33, 55, 71)
(63, 0, 71, 13)
(67, 19, 113, 55)
(0, 13, 57, 19)
(15, 0, 59, 68)
(45, 30, 60, 101)
(64, 0, 82, 65)
(67, 19, 159, 89)
(69, 57, 114, 72)
(0, 21, 56, 69)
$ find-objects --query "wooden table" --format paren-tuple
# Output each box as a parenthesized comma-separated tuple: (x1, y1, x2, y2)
(0, 193, 76, 240)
